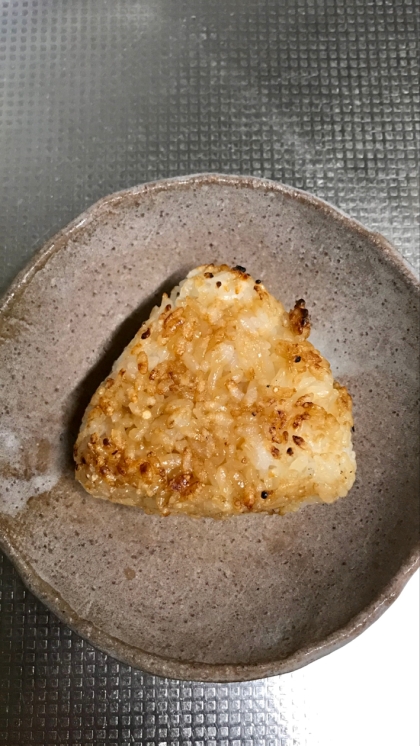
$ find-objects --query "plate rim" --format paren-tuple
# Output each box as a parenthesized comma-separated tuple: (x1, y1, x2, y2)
(0, 530, 418, 682)
(1, 173, 419, 682)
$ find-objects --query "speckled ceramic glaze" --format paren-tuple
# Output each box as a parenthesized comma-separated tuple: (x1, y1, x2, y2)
(0, 174, 418, 682)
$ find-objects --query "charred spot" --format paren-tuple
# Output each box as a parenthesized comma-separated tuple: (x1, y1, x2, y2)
(293, 435, 305, 447)
(271, 446, 280, 458)
(105, 378, 114, 389)
(269, 411, 287, 437)
(141, 328, 151, 339)
(294, 356, 301, 363)
(261, 490, 269, 499)
(269, 425, 282, 443)
(103, 438, 110, 446)
(293, 413, 309, 429)
(234, 265, 246, 272)
(287, 447, 294, 456)
(216, 281, 222, 288)
(204, 272, 214, 278)
(139, 462, 150, 475)
(283, 431, 289, 442)
(289, 300, 310, 338)
(165, 304, 172, 311)
(255, 279, 262, 284)
(169, 472, 192, 491)
(81, 457, 87, 465)
(168, 471, 200, 497)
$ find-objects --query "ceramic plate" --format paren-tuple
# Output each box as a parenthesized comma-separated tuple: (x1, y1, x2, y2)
(0, 174, 418, 682)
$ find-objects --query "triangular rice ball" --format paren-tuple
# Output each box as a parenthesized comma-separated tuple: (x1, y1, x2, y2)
(75, 264, 356, 517)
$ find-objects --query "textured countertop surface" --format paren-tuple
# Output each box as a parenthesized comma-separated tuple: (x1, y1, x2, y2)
(0, 1, 418, 744)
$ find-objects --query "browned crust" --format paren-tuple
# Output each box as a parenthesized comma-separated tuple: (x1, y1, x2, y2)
(288, 299, 311, 338)
(74, 264, 355, 516)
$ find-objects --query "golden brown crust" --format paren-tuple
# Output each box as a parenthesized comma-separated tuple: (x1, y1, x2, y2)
(74, 264, 356, 517)
(288, 299, 311, 339)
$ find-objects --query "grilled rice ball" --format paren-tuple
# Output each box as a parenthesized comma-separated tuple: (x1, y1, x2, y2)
(74, 264, 356, 517)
